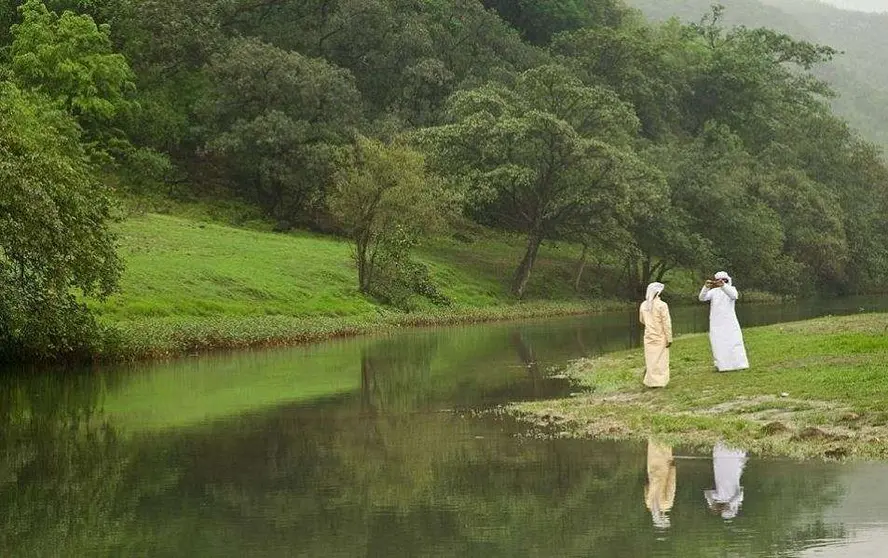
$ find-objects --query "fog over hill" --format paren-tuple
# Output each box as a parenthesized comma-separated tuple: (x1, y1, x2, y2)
(819, 0, 887, 12)
(626, 0, 888, 149)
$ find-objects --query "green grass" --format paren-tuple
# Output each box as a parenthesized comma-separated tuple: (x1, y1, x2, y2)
(98, 214, 614, 321)
(510, 313, 888, 461)
(90, 212, 633, 359)
(96, 214, 377, 320)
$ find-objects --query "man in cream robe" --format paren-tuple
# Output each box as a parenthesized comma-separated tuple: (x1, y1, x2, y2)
(704, 441, 747, 520)
(640, 282, 672, 387)
(699, 271, 749, 372)
(645, 439, 676, 529)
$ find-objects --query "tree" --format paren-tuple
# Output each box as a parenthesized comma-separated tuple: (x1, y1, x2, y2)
(0, 83, 121, 359)
(329, 136, 455, 307)
(423, 64, 647, 298)
(482, 0, 629, 45)
(9, 0, 136, 152)
(667, 125, 796, 290)
(204, 37, 362, 227)
(681, 5, 837, 148)
(219, 0, 545, 126)
(552, 20, 695, 139)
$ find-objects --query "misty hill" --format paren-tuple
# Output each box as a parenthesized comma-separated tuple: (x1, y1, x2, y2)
(626, 0, 888, 149)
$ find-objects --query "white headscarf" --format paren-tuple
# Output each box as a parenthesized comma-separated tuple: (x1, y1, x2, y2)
(645, 282, 665, 311)
(714, 271, 731, 285)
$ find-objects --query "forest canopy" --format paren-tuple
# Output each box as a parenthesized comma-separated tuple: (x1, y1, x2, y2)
(2, 0, 888, 357)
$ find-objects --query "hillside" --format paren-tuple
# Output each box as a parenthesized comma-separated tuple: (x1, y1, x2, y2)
(96, 213, 625, 322)
(626, 0, 888, 149)
(86, 211, 664, 358)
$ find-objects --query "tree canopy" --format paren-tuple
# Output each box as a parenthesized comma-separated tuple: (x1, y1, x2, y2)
(3, 0, 888, 357)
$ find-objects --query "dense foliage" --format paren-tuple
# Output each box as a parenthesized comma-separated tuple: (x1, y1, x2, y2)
(2, 0, 888, 357)
(628, 0, 888, 149)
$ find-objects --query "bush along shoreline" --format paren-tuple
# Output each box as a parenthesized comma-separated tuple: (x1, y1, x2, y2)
(507, 313, 888, 461)
(97, 300, 631, 362)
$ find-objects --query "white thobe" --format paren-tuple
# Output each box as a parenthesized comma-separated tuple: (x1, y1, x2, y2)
(699, 284, 749, 371)
(704, 442, 747, 519)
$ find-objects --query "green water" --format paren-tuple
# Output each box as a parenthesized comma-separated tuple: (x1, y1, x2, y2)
(2, 297, 887, 556)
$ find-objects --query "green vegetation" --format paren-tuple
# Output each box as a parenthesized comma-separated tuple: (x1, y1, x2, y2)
(511, 313, 888, 460)
(628, 0, 888, 149)
(91, 212, 628, 359)
(3, 0, 888, 360)
(0, 81, 120, 360)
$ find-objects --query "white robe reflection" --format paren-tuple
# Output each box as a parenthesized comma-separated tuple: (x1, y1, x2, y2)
(704, 441, 747, 520)
(645, 439, 676, 529)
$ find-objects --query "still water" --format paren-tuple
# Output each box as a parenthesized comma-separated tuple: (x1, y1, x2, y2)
(2, 296, 887, 557)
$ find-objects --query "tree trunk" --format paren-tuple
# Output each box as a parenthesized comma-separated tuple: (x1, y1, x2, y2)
(360, 354, 375, 414)
(511, 231, 543, 298)
(642, 255, 652, 289)
(625, 256, 642, 298)
(573, 242, 588, 293)
(356, 234, 371, 292)
(655, 262, 672, 282)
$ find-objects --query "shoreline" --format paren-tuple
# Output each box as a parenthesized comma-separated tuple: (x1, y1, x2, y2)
(506, 313, 888, 462)
(97, 299, 633, 362)
(95, 292, 791, 363)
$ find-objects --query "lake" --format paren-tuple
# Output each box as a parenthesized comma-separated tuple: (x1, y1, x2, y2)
(2, 296, 887, 556)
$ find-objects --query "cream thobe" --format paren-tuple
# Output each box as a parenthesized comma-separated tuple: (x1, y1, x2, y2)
(639, 298, 673, 387)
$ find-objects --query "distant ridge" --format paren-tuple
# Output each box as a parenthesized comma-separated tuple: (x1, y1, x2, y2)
(626, 0, 888, 149)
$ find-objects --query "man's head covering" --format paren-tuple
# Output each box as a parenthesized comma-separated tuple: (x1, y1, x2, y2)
(714, 271, 731, 285)
(645, 282, 665, 311)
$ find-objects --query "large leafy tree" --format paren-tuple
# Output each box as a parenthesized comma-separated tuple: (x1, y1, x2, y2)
(219, 0, 544, 127)
(552, 20, 696, 139)
(424, 64, 650, 298)
(9, 0, 136, 153)
(0, 83, 121, 358)
(680, 6, 837, 148)
(203, 37, 362, 227)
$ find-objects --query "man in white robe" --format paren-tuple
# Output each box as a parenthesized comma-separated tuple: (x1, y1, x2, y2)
(699, 271, 749, 372)
(704, 441, 747, 520)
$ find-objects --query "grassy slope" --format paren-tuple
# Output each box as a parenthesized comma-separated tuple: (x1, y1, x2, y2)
(511, 313, 888, 460)
(91, 212, 635, 358)
(98, 214, 378, 320)
(90, 205, 772, 359)
(99, 213, 606, 321)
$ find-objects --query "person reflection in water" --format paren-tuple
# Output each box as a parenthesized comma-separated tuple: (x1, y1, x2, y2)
(704, 441, 748, 520)
(645, 439, 676, 529)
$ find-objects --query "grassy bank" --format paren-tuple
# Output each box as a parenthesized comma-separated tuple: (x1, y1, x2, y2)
(88, 208, 779, 360)
(92, 212, 633, 359)
(509, 313, 888, 461)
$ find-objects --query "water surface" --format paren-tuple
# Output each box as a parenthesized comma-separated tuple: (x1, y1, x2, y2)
(2, 296, 887, 556)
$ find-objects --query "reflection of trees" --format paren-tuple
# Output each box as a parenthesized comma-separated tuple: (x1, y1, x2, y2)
(358, 328, 571, 412)
(125, 395, 849, 557)
(359, 335, 439, 414)
(0, 374, 177, 557)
